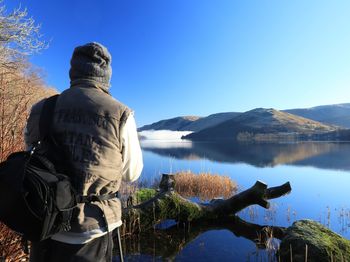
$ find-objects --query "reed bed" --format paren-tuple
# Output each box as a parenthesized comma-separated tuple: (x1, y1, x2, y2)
(173, 171, 237, 201)
(0, 222, 27, 261)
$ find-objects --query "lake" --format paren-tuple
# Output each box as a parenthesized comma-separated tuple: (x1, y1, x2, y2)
(124, 140, 350, 261)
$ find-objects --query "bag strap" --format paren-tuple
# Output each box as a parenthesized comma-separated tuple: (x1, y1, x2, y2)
(39, 94, 60, 140)
(76, 192, 118, 203)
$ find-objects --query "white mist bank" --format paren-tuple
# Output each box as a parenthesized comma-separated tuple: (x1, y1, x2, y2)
(139, 130, 193, 140)
(141, 140, 193, 149)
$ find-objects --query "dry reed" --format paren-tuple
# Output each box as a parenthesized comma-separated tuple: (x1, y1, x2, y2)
(173, 171, 237, 201)
(0, 223, 27, 261)
(119, 171, 238, 236)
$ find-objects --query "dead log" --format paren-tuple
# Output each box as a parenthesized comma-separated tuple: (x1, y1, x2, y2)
(204, 180, 291, 214)
(122, 174, 291, 233)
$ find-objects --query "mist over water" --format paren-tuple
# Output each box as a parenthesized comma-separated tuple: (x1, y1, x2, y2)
(139, 130, 193, 141)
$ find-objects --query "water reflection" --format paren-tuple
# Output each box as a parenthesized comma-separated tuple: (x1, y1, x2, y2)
(122, 216, 285, 261)
(136, 140, 350, 260)
(141, 141, 350, 171)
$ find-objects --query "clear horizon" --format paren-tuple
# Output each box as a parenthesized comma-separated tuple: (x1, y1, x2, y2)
(4, 0, 350, 126)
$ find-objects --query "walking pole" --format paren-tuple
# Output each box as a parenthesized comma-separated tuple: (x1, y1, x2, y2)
(116, 227, 124, 262)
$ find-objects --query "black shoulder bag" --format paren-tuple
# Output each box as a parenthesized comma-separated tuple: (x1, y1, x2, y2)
(0, 95, 118, 242)
(0, 95, 76, 241)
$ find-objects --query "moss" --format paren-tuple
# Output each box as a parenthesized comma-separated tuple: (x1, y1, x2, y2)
(156, 193, 203, 222)
(135, 188, 157, 203)
(131, 190, 203, 232)
(179, 198, 203, 221)
(279, 220, 350, 262)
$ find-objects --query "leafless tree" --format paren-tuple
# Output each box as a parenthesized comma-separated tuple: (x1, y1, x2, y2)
(0, 0, 53, 161)
(0, 62, 56, 161)
(0, 2, 54, 261)
(0, 1, 47, 62)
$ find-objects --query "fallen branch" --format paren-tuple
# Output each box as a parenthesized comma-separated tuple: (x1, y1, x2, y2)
(122, 174, 291, 232)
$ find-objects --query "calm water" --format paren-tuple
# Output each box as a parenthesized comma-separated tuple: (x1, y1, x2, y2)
(124, 141, 350, 261)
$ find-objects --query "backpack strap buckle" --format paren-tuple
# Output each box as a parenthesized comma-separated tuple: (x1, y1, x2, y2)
(76, 192, 118, 203)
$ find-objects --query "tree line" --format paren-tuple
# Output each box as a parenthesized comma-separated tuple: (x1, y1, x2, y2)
(0, 3, 56, 260)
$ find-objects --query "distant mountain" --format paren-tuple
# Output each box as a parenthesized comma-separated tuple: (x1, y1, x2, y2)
(182, 112, 240, 132)
(184, 108, 338, 141)
(138, 112, 240, 132)
(285, 103, 350, 128)
(139, 103, 350, 141)
(138, 116, 201, 131)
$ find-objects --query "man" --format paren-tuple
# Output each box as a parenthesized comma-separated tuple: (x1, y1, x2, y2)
(25, 42, 143, 261)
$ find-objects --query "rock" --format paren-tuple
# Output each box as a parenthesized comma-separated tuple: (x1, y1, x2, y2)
(279, 219, 350, 262)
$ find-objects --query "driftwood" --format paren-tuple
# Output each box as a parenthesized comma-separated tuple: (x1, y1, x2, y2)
(122, 174, 291, 232)
(120, 174, 291, 259)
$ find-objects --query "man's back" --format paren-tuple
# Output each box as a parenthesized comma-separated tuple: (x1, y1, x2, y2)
(28, 42, 143, 262)
(26, 83, 130, 233)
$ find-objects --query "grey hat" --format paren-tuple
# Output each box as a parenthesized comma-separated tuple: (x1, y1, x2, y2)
(69, 42, 112, 90)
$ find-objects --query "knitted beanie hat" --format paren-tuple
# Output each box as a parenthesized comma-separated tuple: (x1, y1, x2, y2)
(69, 42, 112, 90)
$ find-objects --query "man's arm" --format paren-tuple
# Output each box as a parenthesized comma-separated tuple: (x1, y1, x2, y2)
(121, 112, 143, 182)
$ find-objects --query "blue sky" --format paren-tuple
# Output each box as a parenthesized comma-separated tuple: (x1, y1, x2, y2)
(4, 0, 350, 126)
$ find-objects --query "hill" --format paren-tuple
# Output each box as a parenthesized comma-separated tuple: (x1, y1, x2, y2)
(285, 103, 350, 128)
(138, 112, 240, 132)
(181, 112, 240, 132)
(183, 108, 338, 141)
(138, 116, 201, 131)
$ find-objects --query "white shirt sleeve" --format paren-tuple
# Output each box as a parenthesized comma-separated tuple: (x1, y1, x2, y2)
(121, 112, 143, 182)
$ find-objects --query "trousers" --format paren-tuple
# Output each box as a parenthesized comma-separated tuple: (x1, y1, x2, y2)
(29, 232, 114, 262)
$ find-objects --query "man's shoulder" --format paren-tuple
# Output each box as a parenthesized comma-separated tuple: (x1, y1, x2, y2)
(110, 97, 130, 111)
(64, 87, 130, 111)
(61, 88, 132, 120)
(95, 91, 131, 115)
(30, 97, 49, 115)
